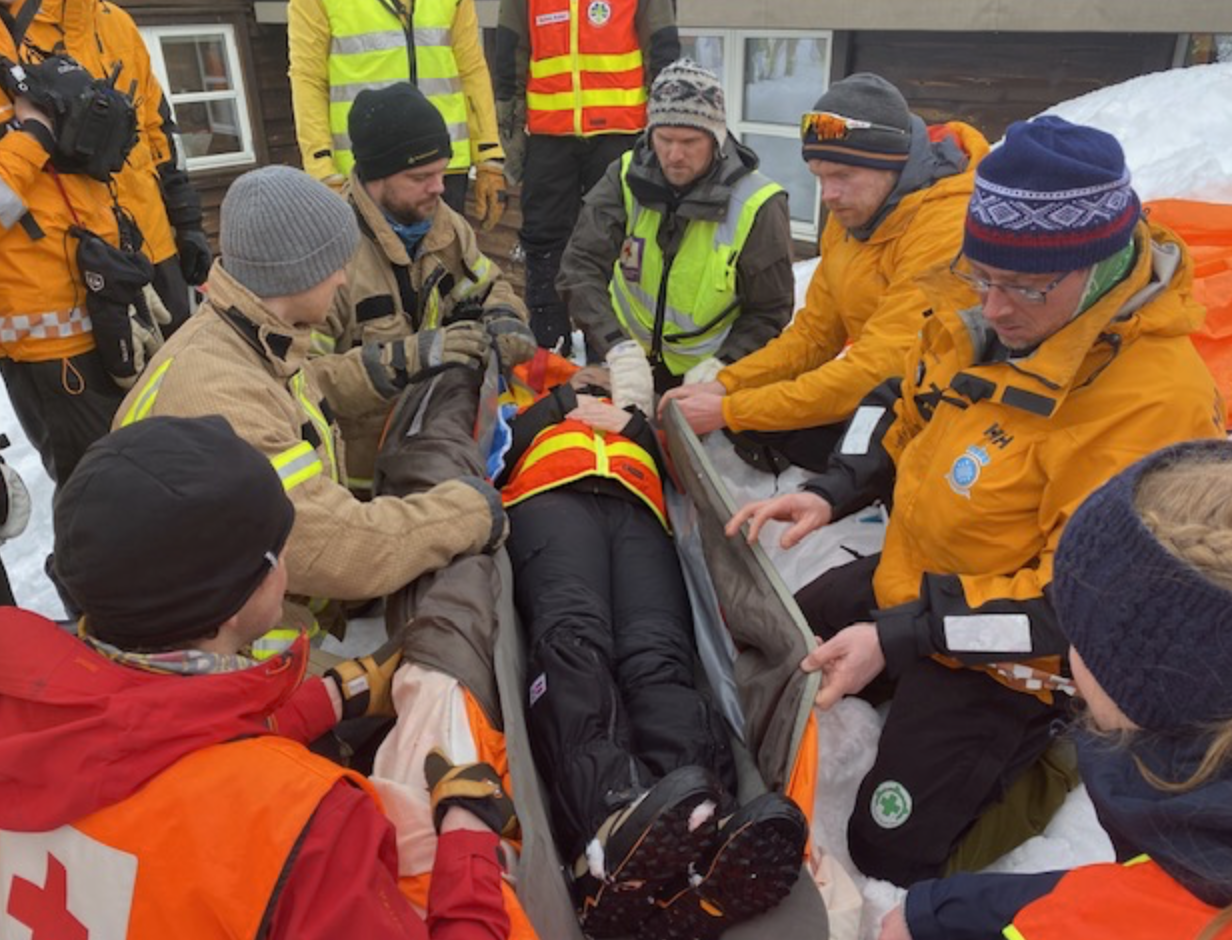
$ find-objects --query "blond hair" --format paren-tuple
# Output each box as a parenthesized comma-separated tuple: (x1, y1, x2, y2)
(1131, 453, 1232, 940)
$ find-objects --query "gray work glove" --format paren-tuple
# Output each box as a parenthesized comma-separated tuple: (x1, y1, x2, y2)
(0, 448, 31, 543)
(495, 98, 527, 186)
(369, 321, 492, 393)
(483, 308, 537, 367)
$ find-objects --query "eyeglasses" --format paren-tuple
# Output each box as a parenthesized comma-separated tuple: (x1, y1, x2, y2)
(949, 255, 1071, 306)
(799, 111, 909, 142)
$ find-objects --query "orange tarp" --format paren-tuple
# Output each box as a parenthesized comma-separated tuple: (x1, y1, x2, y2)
(1146, 199, 1232, 428)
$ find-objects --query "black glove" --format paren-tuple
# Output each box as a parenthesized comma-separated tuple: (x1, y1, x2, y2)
(424, 747, 519, 838)
(2, 54, 137, 181)
(73, 226, 157, 387)
(176, 227, 212, 286)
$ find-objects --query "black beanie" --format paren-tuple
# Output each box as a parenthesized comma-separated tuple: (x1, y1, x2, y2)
(801, 73, 912, 171)
(349, 82, 453, 181)
(54, 415, 295, 650)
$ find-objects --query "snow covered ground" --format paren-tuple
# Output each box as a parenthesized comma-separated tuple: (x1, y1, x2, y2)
(3, 62, 1230, 940)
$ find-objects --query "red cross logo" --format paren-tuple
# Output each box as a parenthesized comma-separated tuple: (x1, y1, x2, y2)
(7, 854, 89, 940)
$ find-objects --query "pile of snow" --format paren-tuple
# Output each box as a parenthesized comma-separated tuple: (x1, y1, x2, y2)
(1, 60, 1228, 940)
(1040, 62, 1232, 205)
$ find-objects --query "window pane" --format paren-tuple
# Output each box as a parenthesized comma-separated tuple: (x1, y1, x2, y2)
(679, 35, 724, 74)
(160, 35, 234, 95)
(743, 38, 828, 126)
(174, 99, 243, 156)
(743, 132, 817, 226)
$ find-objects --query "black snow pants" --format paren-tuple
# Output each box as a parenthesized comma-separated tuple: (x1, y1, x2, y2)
(507, 487, 734, 859)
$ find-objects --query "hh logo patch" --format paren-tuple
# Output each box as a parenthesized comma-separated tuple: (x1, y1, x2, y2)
(1, 826, 138, 938)
(587, 1, 612, 26)
(946, 444, 990, 498)
(870, 781, 912, 829)
(619, 236, 645, 283)
(529, 672, 548, 707)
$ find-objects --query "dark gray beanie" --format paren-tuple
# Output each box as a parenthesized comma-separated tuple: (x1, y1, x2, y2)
(1053, 439, 1232, 732)
(220, 165, 359, 298)
(802, 73, 912, 170)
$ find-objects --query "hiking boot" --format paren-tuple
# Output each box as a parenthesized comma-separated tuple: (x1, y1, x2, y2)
(638, 792, 808, 940)
(574, 765, 721, 938)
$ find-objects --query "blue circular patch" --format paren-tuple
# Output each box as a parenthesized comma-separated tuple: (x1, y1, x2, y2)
(950, 455, 979, 488)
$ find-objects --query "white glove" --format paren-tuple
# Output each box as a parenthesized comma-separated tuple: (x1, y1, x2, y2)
(0, 459, 31, 542)
(606, 339, 654, 417)
(144, 284, 173, 328)
(110, 286, 167, 391)
(683, 356, 723, 386)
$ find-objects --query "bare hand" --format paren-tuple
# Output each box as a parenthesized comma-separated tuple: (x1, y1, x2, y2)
(569, 365, 611, 392)
(877, 906, 913, 940)
(801, 622, 885, 710)
(658, 380, 725, 421)
(724, 491, 833, 549)
(660, 384, 727, 435)
(569, 395, 631, 434)
(13, 97, 51, 131)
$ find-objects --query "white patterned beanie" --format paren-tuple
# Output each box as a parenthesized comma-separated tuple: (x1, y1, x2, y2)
(963, 116, 1141, 274)
(647, 58, 727, 149)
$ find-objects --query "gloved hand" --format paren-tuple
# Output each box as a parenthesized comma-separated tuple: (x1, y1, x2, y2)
(73, 226, 158, 389)
(483, 308, 536, 366)
(424, 747, 519, 838)
(495, 98, 527, 186)
(324, 626, 406, 720)
(606, 339, 654, 417)
(683, 356, 724, 386)
(176, 227, 213, 286)
(473, 160, 507, 231)
(372, 321, 492, 391)
(0, 447, 32, 543)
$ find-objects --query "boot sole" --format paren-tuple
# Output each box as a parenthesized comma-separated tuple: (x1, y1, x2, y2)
(639, 794, 808, 940)
(578, 769, 720, 938)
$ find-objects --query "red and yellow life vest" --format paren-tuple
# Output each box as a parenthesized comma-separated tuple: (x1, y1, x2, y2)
(1004, 856, 1227, 940)
(525, 0, 647, 137)
(0, 736, 375, 939)
(502, 417, 667, 528)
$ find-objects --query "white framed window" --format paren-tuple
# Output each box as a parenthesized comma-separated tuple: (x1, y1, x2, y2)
(680, 29, 831, 242)
(139, 24, 256, 171)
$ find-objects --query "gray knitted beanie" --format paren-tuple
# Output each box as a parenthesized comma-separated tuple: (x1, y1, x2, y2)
(647, 58, 727, 148)
(220, 165, 359, 298)
(802, 73, 912, 170)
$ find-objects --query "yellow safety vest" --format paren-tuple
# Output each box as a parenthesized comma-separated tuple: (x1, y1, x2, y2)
(609, 150, 784, 376)
(321, 0, 469, 174)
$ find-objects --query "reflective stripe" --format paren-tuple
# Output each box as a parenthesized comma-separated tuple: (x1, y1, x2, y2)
(250, 623, 320, 661)
(328, 75, 462, 105)
(119, 359, 175, 427)
(449, 254, 495, 302)
(611, 281, 727, 358)
(271, 441, 324, 492)
(0, 307, 92, 345)
(309, 331, 337, 357)
(330, 29, 406, 55)
(289, 371, 340, 482)
(526, 87, 646, 112)
(529, 49, 645, 78)
(333, 117, 467, 155)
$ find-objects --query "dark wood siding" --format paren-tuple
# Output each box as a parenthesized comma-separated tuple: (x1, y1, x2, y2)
(840, 31, 1177, 141)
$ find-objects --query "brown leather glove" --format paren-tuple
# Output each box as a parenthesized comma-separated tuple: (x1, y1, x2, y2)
(424, 747, 519, 838)
(324, 627, 406, 720)
(473, 160, 507, 231)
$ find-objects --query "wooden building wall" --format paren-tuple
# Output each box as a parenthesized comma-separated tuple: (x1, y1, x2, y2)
(835, 31, 1178, 141)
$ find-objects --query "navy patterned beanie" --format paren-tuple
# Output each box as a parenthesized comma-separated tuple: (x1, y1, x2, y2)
(1053, 439, 1232, 733)
(964, 116, 1141, 274)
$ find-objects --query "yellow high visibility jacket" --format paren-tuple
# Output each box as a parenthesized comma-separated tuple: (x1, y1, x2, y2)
(609, 150, 784, 376)
(289, 0, 503, 180)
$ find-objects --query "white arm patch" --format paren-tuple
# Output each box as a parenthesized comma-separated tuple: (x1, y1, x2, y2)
(943, 614, 1032, 653)
(839, 406, 886, 456)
